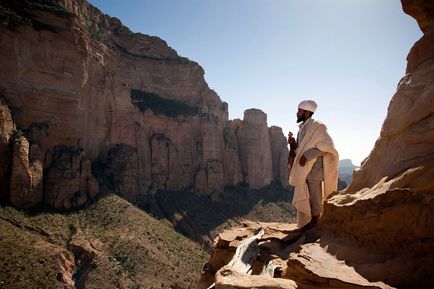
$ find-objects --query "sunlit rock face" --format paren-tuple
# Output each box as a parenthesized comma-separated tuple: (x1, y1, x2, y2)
(236, 109, 273, 189)
(269, 126, 290, 189)
(0, 0, 289, 209)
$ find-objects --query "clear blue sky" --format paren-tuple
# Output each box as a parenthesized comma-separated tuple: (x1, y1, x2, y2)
(89, 0, 421, 165)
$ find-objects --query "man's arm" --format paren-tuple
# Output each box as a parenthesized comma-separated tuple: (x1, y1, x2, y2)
(299, 148, 326, 166)
(304, 148, 326, 160)
(288, 148, 296, 170)
(287, 132, 297, 170)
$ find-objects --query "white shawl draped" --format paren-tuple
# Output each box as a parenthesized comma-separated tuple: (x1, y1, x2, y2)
(288, 120, 339, 228)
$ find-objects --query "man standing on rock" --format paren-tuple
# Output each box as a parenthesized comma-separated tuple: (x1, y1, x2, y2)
(287, 100, 339, 230)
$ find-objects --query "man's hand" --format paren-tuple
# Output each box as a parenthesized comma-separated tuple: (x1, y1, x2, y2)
(287, 132, 295, 145)
(288, 147, 295, 172)
(299, 155, 307, 166)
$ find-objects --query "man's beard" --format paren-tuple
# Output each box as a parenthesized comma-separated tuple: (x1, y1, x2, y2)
(297, 115, 305, 123)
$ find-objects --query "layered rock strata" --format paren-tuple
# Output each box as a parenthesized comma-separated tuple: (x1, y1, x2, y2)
(0, 0, 289, 209)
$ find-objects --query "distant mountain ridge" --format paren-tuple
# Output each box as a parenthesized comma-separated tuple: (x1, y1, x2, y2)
(338, 159, 359, 187)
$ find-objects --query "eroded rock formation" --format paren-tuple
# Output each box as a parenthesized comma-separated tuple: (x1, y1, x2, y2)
(43, 145, 98, 209)
(222, 120, 243, 188)
(199, 222, 394, 289)
(0, 0, 289, 209)
(200, 0, 434, 288)
(236, 109, 274, 189)
(9, 134, 43, 208)
(269, 126, 290, 188)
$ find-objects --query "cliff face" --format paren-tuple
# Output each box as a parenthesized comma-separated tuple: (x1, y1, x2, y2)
(0, 0, 289, 210)
(199, 1, 434, 288)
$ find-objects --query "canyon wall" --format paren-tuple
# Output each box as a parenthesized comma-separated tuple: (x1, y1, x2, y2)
(0, 0, 289, 209)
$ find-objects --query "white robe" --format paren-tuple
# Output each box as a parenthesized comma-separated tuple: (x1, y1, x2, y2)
(288, 119, 339, 228)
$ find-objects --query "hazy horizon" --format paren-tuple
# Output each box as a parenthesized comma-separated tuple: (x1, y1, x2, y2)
(89, 0, 422, 165)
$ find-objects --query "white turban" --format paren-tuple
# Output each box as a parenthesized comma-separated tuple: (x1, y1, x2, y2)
(298, 100, 317, 113)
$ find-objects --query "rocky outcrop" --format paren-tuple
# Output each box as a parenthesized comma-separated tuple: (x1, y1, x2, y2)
(199, 222, 394, 289)
(212, 227, 297, 289)
(201, 1, 434, 288)
(269, 126, 289, 188)
(285, 242, 393, 289)
(222, 116, 289, 189)
(44, 145, 98, 209)
(402, 0, 434, 33)
(222, 121, 243, 187)
(101, 144, 145, 203)
(68, 228, 100, 288)
(9, 135, 43, 208)
(216, 268, 297, 289)
(0, 0, 289, 209)
(344, 0, 433, 194)
(236, 109, 273, 189)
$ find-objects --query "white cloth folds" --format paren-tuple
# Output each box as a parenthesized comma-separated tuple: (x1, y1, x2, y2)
(289, 120, 339, 228)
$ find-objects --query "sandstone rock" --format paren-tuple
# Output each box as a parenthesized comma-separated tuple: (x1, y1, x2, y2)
(44, 145, 98, 209)
(199, 221, 299, 288)
(286, 243, 393, 289)
(322, 167, 434, 288)
(104, 144, 142, 203)
(213, 227, 297, 289)
(401, 0, 434, 33)
(346, 1, 434, 196)
(9, 135, 43, 208)
(215, 267, 297, 289)
(198, 120, 225, 194)
(237, 109, 273, 189)
(58, 252, 75, 289)
(0, 0, 289, 210)
(269, 126, 289, 188)
(222, 121, 243, 187)
(69, 228, 100, 289)
(200, 221, 396, 289)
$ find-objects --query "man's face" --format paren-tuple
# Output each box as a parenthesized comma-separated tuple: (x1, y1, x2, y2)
(296, 108, 307, 123)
